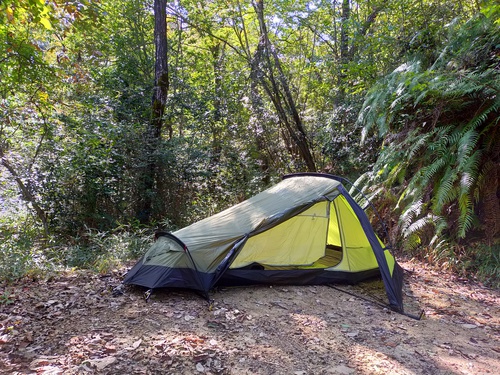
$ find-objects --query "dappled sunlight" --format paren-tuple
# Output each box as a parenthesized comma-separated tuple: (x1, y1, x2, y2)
(1, 265, 499, 374)
(400, 259, 499, 327)
(349, 344, 417, 375)
(433, 352, 500, 375)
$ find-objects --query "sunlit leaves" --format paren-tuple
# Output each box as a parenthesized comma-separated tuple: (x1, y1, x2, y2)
(357, 12, 500, 251)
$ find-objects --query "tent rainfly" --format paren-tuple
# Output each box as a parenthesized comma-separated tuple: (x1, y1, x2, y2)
(124, 173, 404, 312)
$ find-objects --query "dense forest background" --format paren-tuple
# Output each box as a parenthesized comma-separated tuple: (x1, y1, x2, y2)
(1, 0, 499, 285)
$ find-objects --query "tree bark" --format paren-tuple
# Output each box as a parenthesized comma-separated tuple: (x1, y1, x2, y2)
(0, 155, 49, 235)
(137, 0, 169, 223)
(152, 0, 170, 140)
(251, 0, 316, 172)
(340, 0, 351, 64)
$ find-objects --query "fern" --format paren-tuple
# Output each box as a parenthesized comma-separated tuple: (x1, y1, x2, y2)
(420, 156, 447, 187)
(457, 129, 479, 160)
(457, 195, 475, 238)
(356, 12, 500, 256)
(400, 199, 424, 232)
(433, 168, 459, 211)
(407, 129, 436, 159)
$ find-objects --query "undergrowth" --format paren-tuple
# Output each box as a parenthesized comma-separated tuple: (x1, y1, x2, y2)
(1, 218, 498, 288)
(405, 240, 500, 288)
(0, 223, 153, 282)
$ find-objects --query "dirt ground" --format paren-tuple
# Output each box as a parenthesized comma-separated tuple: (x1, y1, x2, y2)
(1, 258, 499, 375)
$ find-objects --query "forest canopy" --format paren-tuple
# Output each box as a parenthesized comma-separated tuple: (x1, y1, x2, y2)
(0, 0, 499, 284)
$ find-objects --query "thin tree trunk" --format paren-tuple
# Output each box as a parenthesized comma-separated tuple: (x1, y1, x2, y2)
(0, 156, 49, 235)
(340, 0, 350, 64)
(251, 0, 316, 172)
(152, 0, 169, 140)
(210, 42, 224, 165)
(347, 6, 383, 60)
(137, 0, 169, 223)
(250, 56, 271, 184)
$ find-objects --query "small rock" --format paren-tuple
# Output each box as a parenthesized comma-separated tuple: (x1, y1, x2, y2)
(196, 362, 205, 372)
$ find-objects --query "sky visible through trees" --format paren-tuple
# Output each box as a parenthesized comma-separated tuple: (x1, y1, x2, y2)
(0, 0, 498, 283)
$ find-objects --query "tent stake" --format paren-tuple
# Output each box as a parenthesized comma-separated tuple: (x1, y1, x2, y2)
(144, 289, 153, 302)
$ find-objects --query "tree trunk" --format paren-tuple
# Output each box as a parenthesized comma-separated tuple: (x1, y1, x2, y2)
(347, 6, 383, 61)
(210, 42, 224, 166)
(152, 0, 169, 139)
(251, 0, 316, 172)
(137, 0, 169, 223)
(0, 155, 49, 235)
(340, 0, 350, 64)
(249, 56, 271, 185)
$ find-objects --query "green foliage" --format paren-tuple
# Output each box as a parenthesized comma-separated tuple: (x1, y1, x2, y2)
(0, 218, 49, 281)
(316, 99, 381, 179)
(356, 12, 500, 279)
(472, 243, 500, 288)
(54, 227, 153, 274)
(0, 291, 14, 305)
(0, 0, 494, 284)
(0, 220, 153, 281)
(0, 234, 35, 281)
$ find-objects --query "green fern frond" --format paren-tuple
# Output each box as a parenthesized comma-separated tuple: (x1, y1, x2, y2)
(404, 215, 435, 238)
(448, 125, 466, 145)
(428, 127, 452, 148)
(397, 175, 426, 209)
(408, 129, 437, 159)
(465, 106, 494, 132)
(433, 168, 459, 212)
(433, 215, 448, 235)
(420, 156, 447, 186)
(458, 149, 481, 177)
(459, 172, 475, 192)
(402, 213, 439, 251)
(457, 129, 479, 162)
(457, 201, 475, 238)
(400, 199, 424, 232)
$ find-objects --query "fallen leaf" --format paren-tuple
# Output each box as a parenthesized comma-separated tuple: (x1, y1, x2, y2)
(34, 365, 64, 374)
(132, 339, 142, 349)
(83, 356, 116, 370)
(29, 356, 59, 369)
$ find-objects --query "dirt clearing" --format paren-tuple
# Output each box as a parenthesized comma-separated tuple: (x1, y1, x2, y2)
(1, 259, 499, 374)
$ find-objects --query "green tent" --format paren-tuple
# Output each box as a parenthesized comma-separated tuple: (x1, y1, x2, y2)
(124, 173, 404, 311)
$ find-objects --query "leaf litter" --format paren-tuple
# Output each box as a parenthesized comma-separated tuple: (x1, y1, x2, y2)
(0, 259, 499, 374)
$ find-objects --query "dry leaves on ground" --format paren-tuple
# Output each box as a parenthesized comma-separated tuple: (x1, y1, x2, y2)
(0, 259, 499, 374)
